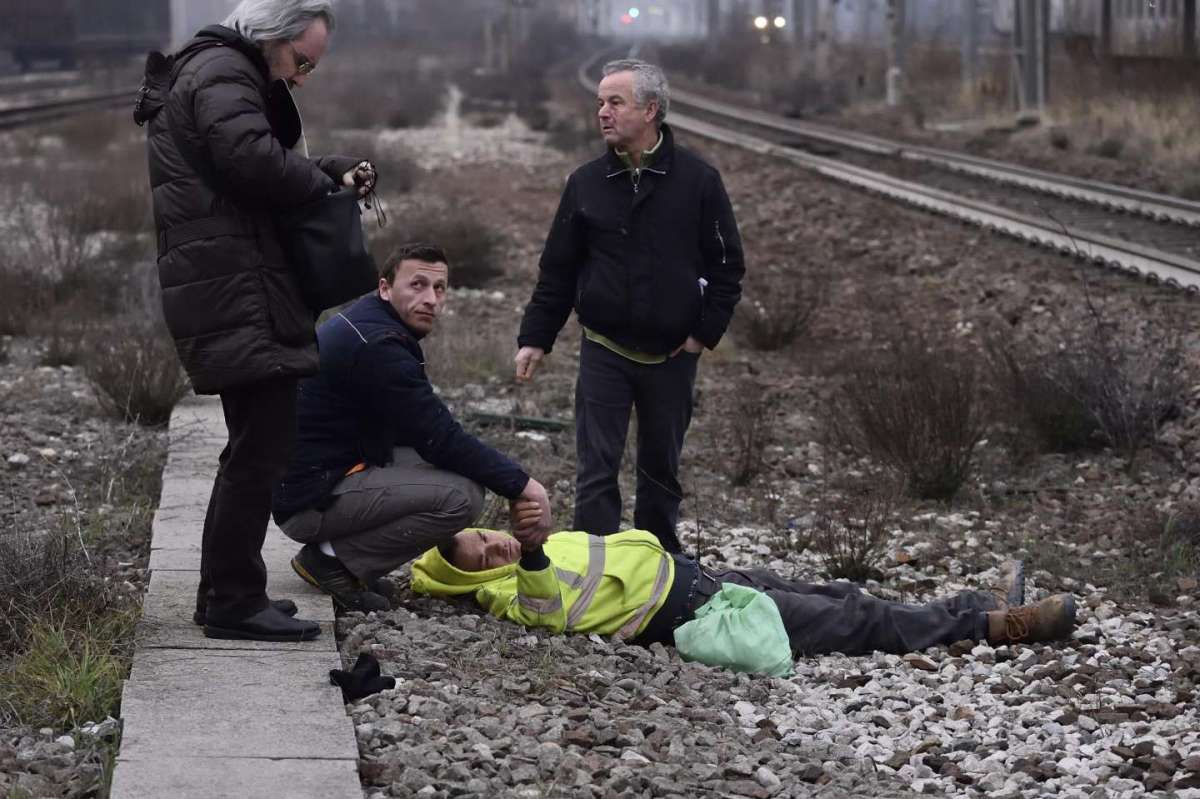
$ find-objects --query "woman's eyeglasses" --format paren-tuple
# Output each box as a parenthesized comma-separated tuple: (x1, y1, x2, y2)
(290, 43, 316, 76)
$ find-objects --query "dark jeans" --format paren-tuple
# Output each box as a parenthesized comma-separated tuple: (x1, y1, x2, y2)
(708, 568, 997, 657)
(573, 337, 699, 553)
(196, 378, 298, 621)
(279, 447, 485, 582)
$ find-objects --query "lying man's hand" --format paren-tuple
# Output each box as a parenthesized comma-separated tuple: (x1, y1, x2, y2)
(512, 478, 552, 549)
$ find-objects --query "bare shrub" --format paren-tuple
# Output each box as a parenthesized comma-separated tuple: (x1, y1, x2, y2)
(738, 263, 827, 351)
(831, 333, 985, 501)
(369, 208, 504, 288)
(988, 310, 1185, 462)
(82, 319, 189, 427)
(301, 51, 447, 130)
(987, 333, 1098, 453)
(0, 266, 54, 336)
(810, 480, 899, 583)
(724, 379, 778, 487)
(422, 311, 512, 388)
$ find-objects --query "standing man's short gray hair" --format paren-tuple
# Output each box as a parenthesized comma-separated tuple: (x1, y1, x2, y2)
(224, 0, 336, 44)
(602, 59, 670, 125)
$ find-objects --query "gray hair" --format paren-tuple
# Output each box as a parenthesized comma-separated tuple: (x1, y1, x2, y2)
(602, 59, 669, 125)
(224, 0, 336, 44)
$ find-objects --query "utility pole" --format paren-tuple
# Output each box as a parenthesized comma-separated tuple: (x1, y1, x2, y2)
(886, 0, 907, 106)
(1012, 0, 1048, 116)
(1185, 0, 1197, 59)
(962, 0, 980, 106)
(1099, 0, 1112, 57)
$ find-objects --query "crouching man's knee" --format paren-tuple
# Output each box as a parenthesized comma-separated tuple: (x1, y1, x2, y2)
(446, 479, 486, 529)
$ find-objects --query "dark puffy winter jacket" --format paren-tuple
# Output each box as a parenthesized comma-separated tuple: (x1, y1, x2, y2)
(517, 123, 745, 357)
(139, 25, 362, 393)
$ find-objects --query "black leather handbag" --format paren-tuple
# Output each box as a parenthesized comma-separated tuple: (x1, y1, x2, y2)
(277, 187, 378, 313)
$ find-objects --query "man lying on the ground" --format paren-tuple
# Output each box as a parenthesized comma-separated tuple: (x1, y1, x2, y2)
(411, 519, 1077, 670)
(272, 243, 553, 611)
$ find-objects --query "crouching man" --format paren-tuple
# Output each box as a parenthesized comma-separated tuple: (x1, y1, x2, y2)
(273, 243, 552, 610)
(412, 517, 1077, 664)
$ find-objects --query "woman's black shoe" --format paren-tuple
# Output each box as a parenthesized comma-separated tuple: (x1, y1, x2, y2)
(193, 598, 299, 627)
(203, 606, 321, 641)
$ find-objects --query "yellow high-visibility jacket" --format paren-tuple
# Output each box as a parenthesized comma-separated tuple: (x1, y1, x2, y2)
(411, 530, 676, 640)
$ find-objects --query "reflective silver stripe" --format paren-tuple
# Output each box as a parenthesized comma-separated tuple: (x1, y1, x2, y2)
(555, 567, 585, 591)
(615, 554, 672, 641)
(518, 593, 564, 615)
(566, 536, 607, 628)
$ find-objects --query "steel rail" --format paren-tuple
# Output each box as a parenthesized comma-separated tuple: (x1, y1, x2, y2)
(0, 91, 128, 131)
(669, 86, 1200, 227)
(575, 57, 1200, 291)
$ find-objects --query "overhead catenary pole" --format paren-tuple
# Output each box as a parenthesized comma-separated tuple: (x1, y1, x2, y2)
(886, 0, 907, 106)
(962, 0, 980, 104)
(1013, 0, 1048, 115)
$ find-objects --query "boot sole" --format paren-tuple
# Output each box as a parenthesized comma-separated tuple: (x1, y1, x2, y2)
(292, 554, 388, 612)
(203, 624, 320, 642)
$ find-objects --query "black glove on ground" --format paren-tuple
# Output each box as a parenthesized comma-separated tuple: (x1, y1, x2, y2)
(329, 652, 396, 702)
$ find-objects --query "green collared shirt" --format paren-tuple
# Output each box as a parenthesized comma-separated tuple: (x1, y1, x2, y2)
(615, 130, 664, 176)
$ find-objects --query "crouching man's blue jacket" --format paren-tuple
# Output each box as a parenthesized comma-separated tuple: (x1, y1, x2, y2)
(272, 293, 529, 522)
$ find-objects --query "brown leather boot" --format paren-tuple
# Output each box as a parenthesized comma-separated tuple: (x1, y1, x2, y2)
(989, 560, 1026, 609)
(987, 594, 1076, 644)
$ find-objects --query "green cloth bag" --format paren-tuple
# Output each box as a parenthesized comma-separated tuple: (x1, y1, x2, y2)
(673, 583, 794, 677)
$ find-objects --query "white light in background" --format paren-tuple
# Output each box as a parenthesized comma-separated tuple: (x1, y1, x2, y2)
(628, 7, 640, 18)
(753, 15, 769, 30)
(773, 15, 787, 29)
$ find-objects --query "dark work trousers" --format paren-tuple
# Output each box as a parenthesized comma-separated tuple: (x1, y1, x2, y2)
(196, 378, 298, 621)
(708, 568, 998, 657)
(573, 337, 699, 553)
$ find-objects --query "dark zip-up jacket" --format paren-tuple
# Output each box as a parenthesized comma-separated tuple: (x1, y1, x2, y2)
(140, 25, 361, 393)
(273, 294, 530, 522)
(518, 123, 745, 356)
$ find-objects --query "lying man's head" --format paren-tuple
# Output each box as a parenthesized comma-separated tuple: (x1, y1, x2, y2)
(378, 243, 449, 338)
(440, 529, 521, 572)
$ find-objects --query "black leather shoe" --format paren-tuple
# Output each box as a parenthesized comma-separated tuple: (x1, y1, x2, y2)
(203, 606, 321, 642)
(292, 544, 390, 613)
(193, 598, 299, 627)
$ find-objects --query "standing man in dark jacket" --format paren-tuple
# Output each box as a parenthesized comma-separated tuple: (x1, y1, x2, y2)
(515, 59, 745, 553)
(139, 0, 373, 641)
(273, 243, 553, 609)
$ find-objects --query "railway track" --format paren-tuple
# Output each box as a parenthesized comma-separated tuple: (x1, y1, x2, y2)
(0, 91, 128, 131)
(578, 58, 1200, 292)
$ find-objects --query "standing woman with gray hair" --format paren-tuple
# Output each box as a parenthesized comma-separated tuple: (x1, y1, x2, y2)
(135, 0, 376, 641)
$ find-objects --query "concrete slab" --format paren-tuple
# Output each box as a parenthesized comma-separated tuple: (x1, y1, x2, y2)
(110, 757, 361, 799)
(120, 648, 356, 761)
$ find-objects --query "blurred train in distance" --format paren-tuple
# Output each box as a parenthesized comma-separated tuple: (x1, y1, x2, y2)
(0, 0, 170, 71)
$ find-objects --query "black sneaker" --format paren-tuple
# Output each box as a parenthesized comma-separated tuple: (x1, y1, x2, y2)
(291, 544, 390, 613)
(193, 598, 298, 627)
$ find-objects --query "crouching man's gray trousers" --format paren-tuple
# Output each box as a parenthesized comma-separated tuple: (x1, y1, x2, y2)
(279, 447, 484, 582)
